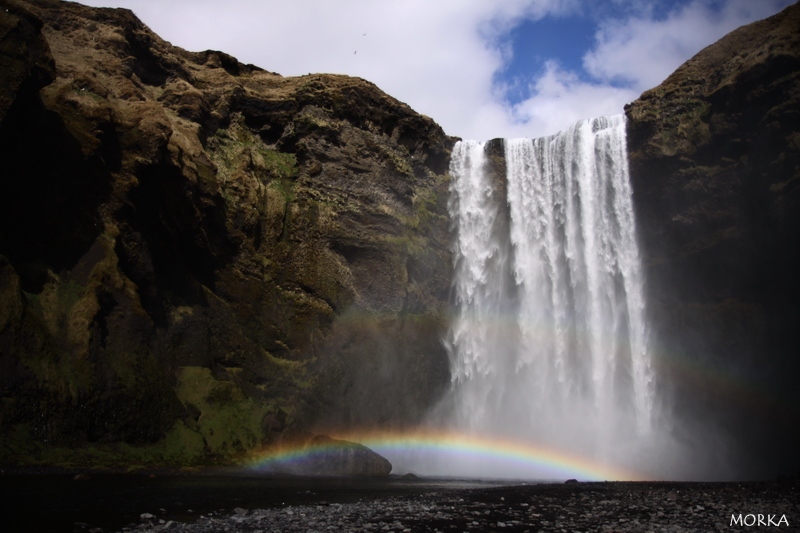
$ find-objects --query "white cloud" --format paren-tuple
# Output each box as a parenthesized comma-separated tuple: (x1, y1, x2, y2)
(584, 0, 795, 93)
(77, 0, 792, 141)
(501, 0, 794, 138)
(508, 61, 639, 139)
(79, 0, 552, 140)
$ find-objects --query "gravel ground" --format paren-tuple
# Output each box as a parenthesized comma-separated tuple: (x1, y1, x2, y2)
(110, 479, 799, 533)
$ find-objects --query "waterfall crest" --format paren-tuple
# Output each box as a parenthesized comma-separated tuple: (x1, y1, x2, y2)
(431, 115, 671, 478)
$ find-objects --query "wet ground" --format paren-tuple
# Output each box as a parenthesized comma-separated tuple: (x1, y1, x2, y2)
(116, 479, 800, 532)
(4, 471, 798, 532)
(3, 471, 503, 532)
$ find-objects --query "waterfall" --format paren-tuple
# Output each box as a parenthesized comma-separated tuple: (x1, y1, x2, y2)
(432, 115, 668, 478)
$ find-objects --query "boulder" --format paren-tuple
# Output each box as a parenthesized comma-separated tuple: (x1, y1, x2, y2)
(260, 434, 392, 477)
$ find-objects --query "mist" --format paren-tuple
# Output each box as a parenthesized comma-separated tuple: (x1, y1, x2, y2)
(380, 116, 742, 482)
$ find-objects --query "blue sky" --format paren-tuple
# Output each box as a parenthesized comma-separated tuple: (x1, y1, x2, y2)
(494, 0, 701, 103)
(79, 0, 793, 140)
(497, 14, 598, 105)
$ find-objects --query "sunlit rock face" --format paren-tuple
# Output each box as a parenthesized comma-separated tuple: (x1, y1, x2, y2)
(2, 0, 799, 477)
(625, 2, 800, 478)
(0, 0, 452, 466)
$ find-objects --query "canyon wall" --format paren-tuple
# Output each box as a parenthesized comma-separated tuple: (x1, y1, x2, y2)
(1, 0, 798, 476)
(625, 2, 800, 477)
(0, 0, 452, 466)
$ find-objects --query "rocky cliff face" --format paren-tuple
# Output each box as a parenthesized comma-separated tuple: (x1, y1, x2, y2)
(0, 0, 453, 467)
(3, 0, 799, 477)
(626, 3, 800, 477)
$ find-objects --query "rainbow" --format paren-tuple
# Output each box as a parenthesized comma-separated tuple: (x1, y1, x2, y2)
(247, 429, 642, 481)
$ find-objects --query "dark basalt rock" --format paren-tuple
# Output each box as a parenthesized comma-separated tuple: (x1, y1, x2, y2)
(3, 0, 799, 479)
(260, 434, 392, 477)
(0, 0, 453, 468)
(626, 2, 800, 477)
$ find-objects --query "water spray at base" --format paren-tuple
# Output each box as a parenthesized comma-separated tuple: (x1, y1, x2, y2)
(394, 116, 697, 481)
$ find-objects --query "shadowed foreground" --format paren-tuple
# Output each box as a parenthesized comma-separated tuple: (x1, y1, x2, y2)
(115, 479, 797, 532)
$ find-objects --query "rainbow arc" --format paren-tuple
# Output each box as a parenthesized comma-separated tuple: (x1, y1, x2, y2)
(247, 429, 642, 481)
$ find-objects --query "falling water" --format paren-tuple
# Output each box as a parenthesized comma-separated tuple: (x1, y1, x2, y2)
(423, 115, 678, 479)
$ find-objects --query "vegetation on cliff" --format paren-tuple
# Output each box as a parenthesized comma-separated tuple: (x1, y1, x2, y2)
(2, 0, 798, 479)
(0, 0, 453, 468)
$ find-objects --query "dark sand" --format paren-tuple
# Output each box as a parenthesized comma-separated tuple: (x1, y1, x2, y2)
(5, 471, 798, 532)
(116, 479, 799, 532)
(120, 482, 800, 533)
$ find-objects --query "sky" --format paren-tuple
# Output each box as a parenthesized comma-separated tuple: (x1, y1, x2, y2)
(78, 0, 794, 141)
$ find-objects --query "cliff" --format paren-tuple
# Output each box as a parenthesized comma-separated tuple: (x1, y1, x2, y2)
(3, 0, 799, 477)
(625, 2, 800, 476)
(0, 0, 453, 467)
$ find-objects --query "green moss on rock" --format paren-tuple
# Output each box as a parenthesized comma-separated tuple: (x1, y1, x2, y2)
(0, 0, 454, 470)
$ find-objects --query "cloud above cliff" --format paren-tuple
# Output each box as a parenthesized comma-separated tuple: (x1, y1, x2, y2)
(80, 0, 792, 140)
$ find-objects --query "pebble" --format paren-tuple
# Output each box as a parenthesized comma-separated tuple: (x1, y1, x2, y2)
(107, 480, 798, 533)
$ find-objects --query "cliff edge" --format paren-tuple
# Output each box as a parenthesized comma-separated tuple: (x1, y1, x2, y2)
(626, 2, 800, 477)
(0, 0, 453, 467)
